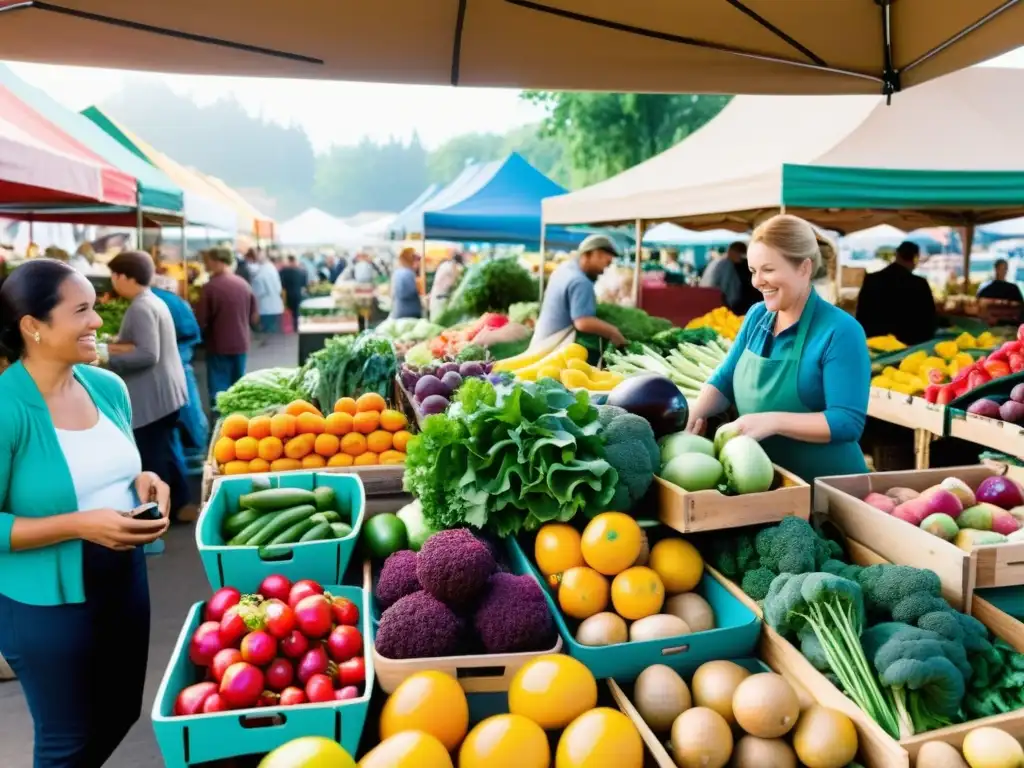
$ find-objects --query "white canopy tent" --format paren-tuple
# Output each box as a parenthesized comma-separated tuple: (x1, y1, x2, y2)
(278, 208, 381, 248)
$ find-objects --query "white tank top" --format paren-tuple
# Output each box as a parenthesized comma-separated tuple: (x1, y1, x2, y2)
(56, 412, 141, 513)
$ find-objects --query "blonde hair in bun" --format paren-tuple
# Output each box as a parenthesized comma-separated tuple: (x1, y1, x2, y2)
(751, 214, 835, 281)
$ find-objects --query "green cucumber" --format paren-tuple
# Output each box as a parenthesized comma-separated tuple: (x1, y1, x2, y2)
(267, 518, 317, 545)
(329, 522, 353, 539)
(222, 508, 264, 538)
(239, 488, 316, 512)
(250, 475, 272, 492)
(309, 510, 341, 525)
(313, 486, 336, 512)
(227, 513, 278, 546)
(299, 522, 333, 542)
(246, 505, 317, 546)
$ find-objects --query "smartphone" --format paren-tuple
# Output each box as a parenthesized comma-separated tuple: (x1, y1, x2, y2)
(131, 502, 163, 521)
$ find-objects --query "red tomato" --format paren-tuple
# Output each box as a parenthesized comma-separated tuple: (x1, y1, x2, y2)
(335, 686, 359, 701)
(326, 625, 363, 663)
(262, 600, 296, 639)
(265, 658, 295, 692)
(258, 574, 293, 604)
(202, 693, 230, 713)
(219, 606, 248, 647)
(240, 630, 278, 667)
(210, 648, 244, 683)
(294, 595, 333, 639)
(279, 630, 309, 660)
(328, 596, 359, 627)
(305, 673, 335, 703)
(204, 587, 241, 623)
(279, 686, 307, 706)
(288, 579, 324, 608)
(337, 656, 365, 687)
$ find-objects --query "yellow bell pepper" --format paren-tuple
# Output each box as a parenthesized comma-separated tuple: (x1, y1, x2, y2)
(933, 340, 960, 360)
(955, 332, 978, 350)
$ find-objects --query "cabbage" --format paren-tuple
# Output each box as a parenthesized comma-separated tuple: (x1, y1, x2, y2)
(405, 342, 434, 368)
(719, 436, 774, 494)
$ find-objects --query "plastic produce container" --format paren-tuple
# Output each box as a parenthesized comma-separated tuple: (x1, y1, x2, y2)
(197, 471, 365, 592)
(152, 585, 373, 768)
(508, 530, 761, 681)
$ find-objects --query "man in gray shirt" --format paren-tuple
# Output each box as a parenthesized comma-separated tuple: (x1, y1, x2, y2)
(699, 241, 747, 313)
(534, 234, 627, 349)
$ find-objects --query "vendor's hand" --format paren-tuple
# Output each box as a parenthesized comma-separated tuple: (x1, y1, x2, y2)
(607, 329, 627, 347)
(686, 415, 707, 436)
(76, 508, 169, 551)
(720, 413, 779, 442)
(135, 471, 171, 519)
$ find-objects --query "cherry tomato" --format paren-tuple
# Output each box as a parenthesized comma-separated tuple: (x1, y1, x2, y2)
(262, 600, 296, 639)
(305, 673, 336, 703)
(338, 656, 365, 687)
(329, 596, 359, 627)
(326, 625, 363, 663)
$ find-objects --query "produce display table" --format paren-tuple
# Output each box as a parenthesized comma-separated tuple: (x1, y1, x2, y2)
(866, 388, 945, 470)
(297, 318, 359, 366)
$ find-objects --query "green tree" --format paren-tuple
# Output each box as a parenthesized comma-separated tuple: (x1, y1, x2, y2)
(313, 134, 430, 216)
(426, 125, 568, 187)
(521, 92, 732, 185)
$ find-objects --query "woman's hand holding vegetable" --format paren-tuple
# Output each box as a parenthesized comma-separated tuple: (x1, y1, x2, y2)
(720, 412, 780, 442)
(135, 470, 171, 518)
(76, 508, 168, 551)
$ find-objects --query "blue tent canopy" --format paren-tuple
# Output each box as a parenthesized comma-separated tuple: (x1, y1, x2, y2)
(387, 182, 440, 239)
(421, 153, 585, 249)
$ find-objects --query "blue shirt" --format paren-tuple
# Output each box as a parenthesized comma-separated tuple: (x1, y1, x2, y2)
(390, 266, 422, 319)
(152, 286, 201, 364)
(707, 295, 870, 443)
(534, 260, 596, 342)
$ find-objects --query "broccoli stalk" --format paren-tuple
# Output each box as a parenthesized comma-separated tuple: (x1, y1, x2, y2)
(765, 573, 901, 739)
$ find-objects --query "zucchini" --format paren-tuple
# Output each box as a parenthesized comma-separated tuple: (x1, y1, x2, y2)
(222, 508, 264, 538)
(330, 522, 353, 539)
(309, 510, 341, 525)
(299, 522, 333, 542)
(313, 486, 336, 512)
(227, 513, 278, 546)
(247, 505, 317, 546)
(267, 518, 317, 545)
(240, 488, 316, 512)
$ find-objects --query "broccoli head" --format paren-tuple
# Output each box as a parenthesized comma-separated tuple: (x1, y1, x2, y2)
(755, 517, 830, 575)
(597, 406, 659, 513)
(703, 532, 758, 580)
(915, 611, 965, 645)
(856, 564, 941, 617)
(741, 567, 776, 602)
(890, 595, 950, 626)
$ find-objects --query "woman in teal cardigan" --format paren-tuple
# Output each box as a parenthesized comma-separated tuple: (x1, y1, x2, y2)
(0, 259, 170, 767)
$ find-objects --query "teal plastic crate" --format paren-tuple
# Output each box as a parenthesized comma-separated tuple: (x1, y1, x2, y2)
(152, 584, 373, 768)
(508, 531, 761, 681)
(197, 471, 365, 592)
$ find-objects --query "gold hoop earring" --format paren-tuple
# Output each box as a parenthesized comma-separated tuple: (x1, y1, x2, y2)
(33, 332, 40, 344)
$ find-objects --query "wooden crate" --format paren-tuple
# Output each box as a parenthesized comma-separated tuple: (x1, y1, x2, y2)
(816, 465, 1024, 611)
(657, 465, 810, 534)
(867, 387, 946, 434)
(949, 409, 1024, 456)
(395, 376, 425, 431)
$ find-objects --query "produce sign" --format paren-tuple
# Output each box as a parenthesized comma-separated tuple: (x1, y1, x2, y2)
(171, 575, 367, 715)
(212, 396, 411, 475)
(493, 340, 623, 392)
(214, 367, 306, 418)
(221, 486, 353, 549)
(399, 358, 498, 418)
(605, 333, 731, 402)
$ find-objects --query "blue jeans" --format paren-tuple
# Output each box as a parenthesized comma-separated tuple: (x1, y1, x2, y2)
(178, 363, 209, 452)
(260, 313, 282, 333)
(206, 352, 247, 410)
(0, 544, 150, 767)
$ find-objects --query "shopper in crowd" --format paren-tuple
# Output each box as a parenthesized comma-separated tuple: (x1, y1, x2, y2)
(233, 250, 253, 284)
(686, 214, 870, 484)
(389, 247, 423, 319)
(197, 246, 259, 409)
(321, 253, 346, 283)
(732, 243, 761, 315)
(339, 251, 379, 285)
(106, 251, 192, 520)
(977, 258, 1024, 303)
(0, 258, 169, 767)
(279, 254, 309, 333)
(429, 251, 463, 321)
(533, 234, 626, 349)
(700, 241, 748, 314)
(855, 240, 937, 345)
(247, 249, 284, 333)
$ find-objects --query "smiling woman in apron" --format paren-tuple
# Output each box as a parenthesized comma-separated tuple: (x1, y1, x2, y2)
(685, 214, 870, 484)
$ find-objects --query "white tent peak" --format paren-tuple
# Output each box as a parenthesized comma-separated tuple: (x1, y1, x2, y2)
(277, 207, 375, 247)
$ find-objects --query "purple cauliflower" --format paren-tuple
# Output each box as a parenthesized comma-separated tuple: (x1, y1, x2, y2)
(473, 573, 556, 654)
(375, 550, 420, 610)
(375, 591, 462, 659)
(417, 528, 496, 606)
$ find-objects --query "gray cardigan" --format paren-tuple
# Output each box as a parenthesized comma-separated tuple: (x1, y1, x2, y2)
(108, 289, 188, 429)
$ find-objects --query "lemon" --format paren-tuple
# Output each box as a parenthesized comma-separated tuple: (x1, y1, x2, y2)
(379, 671, 468, 751)
(509, 654, 597, 730)
(459, 714, 550, 768)
(358, 731, 453, 768)
(259, 737, 355, 768)
(649, 538, 704, 593)
(610, 566, 665, 620)
(555, 708, 643, 768)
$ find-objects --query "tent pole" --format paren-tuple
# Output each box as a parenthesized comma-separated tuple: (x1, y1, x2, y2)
(634, 219, 644, 307)
(961, 223, 975, 293)
(538, 220, 546, 301)
(136, 207, 144, 250)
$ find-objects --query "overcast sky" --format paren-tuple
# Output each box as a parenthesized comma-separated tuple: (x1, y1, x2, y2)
(8, 46, 1024, 153)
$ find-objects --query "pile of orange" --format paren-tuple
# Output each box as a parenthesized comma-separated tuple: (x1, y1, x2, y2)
(213, 394, 413, 475)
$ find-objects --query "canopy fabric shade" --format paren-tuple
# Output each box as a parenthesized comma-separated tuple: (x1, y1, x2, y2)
(0, 65, 182, 218)
(388, 183, 441, 240)
(278, 208, 372, 247)
(0, 1, 1021, 97)
(202, 175, 275, 240)
(643, 223, 748, 248)
(543, 67, 1024, 234)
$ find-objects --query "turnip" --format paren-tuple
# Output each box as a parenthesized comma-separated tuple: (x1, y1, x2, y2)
(440, 371, 462, 394)
(419, 394, 450, 416)
(1000, 400, 1024, 424)
(976, 475, 1024, 510)
(968, 398, 1002, 419)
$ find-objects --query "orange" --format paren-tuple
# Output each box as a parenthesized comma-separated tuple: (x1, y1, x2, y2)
(359, 732, 452, 768)
(508, 655, 597, 730)
(333, 397, 357, 415)
(379, 450, 406, 465)
(534, 523, 584, 577)
(247, 415, 272, 440)
(392, 430, 413, 452)
(213, 437, 236, 465)
(302, 454, 327, 469)
(270, 458, 303, 472)
(557, 567, 609, 620)
(220, 413, 249, 440)
(356, 392, 387, 413)
(247, 458, 271, 473)
(270, 413, 297, 440)
(327, 453, 354, 467)
(257, 436, 283, 462)
(296, 412, 326, 435)
(459, 714, 549, 768)
(234, 436, 259, 462)
(648, 538, 703, 594)
(314, 433, 340, 457)
(379, 409, 408, 432)
(285, 400, 321, 417)
(610, 566, 665, 620)
(554, 708, 643, 768)
(284, 433, 315, 460)
(325, 411, 353, 436)
(580, 512, 643, 576)
(222, 460, 250, 475)
(366, 430, 393, 453)
(354, 452, 378, 466)
(380, 671, 469, 751)
(340, 433, 367, 456)
(353, 411, 379, 435)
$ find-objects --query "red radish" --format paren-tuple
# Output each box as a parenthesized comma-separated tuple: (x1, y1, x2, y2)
(337, 656, 365, 687)
(279, 686, 307, 706)
(240, 630, 278, 667)
(305, 673, 335, 703)
(219, 606, 248, 647)
(189, 621, 226, 667)
(279, 630, 309, 660)
(265, 658, 295, 692)
(174, 682, 218, 716)
(202, 694, 230, 713)
(326, 625, 363, 663)
(294, 595, 333, 638)
(258, 574, 293, 604)
(219, 662, 265, 709)
(262, 600, 296, 639)
(297, 645, 331, 685)
(258, 690, 280, 708)
(210, 648, 244, 683)
(204, 587, 241, 623)
(327, 595, 359, 626)
(335, 686, 359, 701)
(288, 579, 324, 608)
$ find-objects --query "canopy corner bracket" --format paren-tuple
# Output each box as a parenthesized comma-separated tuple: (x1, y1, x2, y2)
(876, 0, 901, 103)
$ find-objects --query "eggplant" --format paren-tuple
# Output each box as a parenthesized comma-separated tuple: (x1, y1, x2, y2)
(606, 374, 688, 438)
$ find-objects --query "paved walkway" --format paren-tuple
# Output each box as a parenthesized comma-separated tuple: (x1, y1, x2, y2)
(0, 334, 299, 767)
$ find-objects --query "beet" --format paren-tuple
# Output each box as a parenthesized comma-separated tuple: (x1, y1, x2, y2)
(1012, 383, 1024, 403)
(414, 374, 446, 401)
(968, 398, 1002, 419)
(1000, 399, 1024, 424)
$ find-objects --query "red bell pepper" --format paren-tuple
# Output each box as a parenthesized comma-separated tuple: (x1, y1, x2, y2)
(952, 362, 977, 384)
(924, 384, 941, 404)
(1011, 354, 1024, 374)
(936, 384, 955, 405)
(984, 359, 1012, 379)
(967, 369, 991, 391)
(988, 348, 1010, 364)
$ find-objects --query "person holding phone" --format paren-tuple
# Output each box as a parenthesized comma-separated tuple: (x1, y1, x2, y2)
(0, 258, 170, 767)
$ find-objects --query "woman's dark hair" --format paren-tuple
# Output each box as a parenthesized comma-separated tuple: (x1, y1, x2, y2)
(0, 258, 78, 360)
(107, 250, 154, 286)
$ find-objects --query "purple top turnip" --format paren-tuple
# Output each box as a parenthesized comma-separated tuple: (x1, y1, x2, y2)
(414, 374, 446, 402)
(440, 371, 463, 392)
(419, 394, 450, 416)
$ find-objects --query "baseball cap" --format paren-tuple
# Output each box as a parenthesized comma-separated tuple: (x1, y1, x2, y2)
(578, 234, 619, 257)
